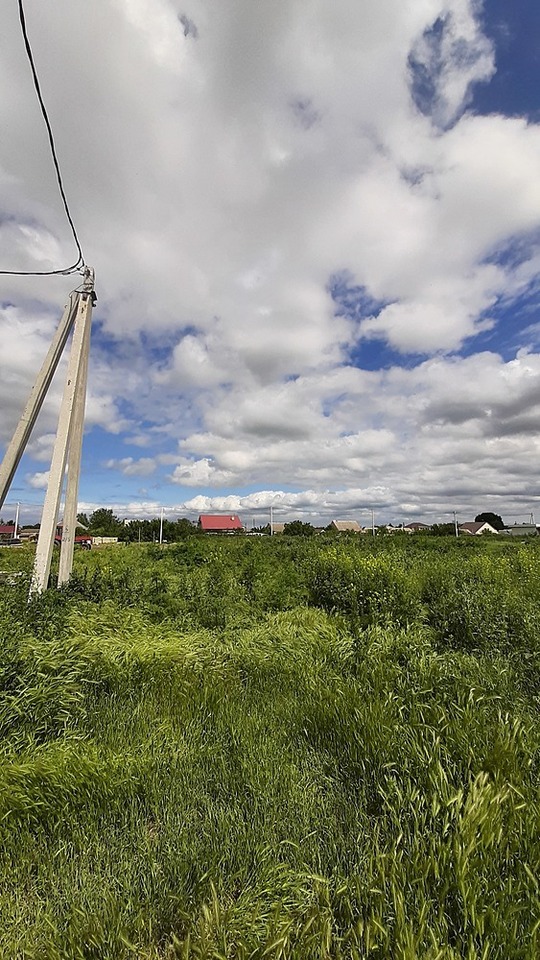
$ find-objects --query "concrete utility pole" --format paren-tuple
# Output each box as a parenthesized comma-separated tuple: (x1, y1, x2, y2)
(453, 511, 459, 538)
(57, 276, 94, 585)
(32, 269, 95, 593)
(0, 268, 96, 594)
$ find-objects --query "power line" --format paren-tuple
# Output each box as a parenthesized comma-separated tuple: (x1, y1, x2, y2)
(0, 0, 85, 277)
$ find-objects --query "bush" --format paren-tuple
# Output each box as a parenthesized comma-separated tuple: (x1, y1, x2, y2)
(309, 547, 421, 627)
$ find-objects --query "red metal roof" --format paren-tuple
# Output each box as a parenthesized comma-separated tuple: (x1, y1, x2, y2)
(54, 535, 92, 544)
(199, 514, 242, 531)
(0, 525, 15, 535)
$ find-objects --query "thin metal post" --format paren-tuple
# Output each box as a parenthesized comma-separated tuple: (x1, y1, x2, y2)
(58, 275, 94, 585)
(14, 501, 20, 540)
(0, 295, 78, 512)
(159, 506, 164, 545)
(31, 271, 95, 594)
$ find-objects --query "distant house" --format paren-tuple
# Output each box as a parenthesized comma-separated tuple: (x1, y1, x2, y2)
(0, 524, 16, 542)
(459, 521, 498, 535)
(55, 520, 92, 548)
(501, 523, 538, 537)
(54, 535, 93, 549)
(198, 514, 243, 534)
(330, 520, 362, 533)
(403, 522, 430, 533)
(271, 522, 286, 535)
(56, 520, 88, 535)
(19, 527, 40, 542)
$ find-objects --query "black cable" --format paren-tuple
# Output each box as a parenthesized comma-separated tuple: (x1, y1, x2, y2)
(0, 0, 85, 276)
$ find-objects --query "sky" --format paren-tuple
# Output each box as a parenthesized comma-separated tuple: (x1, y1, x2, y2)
(1, 0, 539, 528)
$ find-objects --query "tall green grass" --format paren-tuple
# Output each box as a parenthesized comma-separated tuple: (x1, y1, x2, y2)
(0, 537, 539, 957)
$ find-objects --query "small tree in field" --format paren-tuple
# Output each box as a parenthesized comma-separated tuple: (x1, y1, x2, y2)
(283, 520, 316, 537)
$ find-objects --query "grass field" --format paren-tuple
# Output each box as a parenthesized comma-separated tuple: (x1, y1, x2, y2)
(0, 534, 539, 958)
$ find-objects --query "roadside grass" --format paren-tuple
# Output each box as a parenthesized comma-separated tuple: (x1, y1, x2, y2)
(0, 538, 539, 957)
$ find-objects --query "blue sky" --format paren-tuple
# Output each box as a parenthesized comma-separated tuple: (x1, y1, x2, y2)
(1, 0, 539, 527)
(473, 0, 540, 121)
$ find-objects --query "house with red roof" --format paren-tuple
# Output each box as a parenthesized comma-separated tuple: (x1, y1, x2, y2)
(54, 520, 92, 549)
(0, 524, 16, 542)
(198, 514, 243, 534)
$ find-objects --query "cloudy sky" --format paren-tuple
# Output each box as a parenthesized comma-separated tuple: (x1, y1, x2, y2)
(1, 0, 539, 527)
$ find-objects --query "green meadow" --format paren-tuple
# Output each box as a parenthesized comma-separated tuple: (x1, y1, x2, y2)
(0, 534, 539, 958)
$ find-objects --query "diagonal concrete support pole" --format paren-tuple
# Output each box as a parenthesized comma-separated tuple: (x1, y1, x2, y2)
(0, 294, 78, 513)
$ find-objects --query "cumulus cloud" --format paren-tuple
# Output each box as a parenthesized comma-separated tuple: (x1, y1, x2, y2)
(104, 457, 157, 477)
(408, 0, 495, 127)
(1, 0, 539, 523)
(26, 471, 49, 490)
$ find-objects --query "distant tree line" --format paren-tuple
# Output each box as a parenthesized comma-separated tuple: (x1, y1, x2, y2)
(58, 508, 507, 542)
(76, 509, 200, 542)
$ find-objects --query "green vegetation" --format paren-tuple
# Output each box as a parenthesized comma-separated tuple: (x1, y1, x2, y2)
(76, 509, 200, 542)
(283, 520, 317, 537)
(0, 534, 539, 958)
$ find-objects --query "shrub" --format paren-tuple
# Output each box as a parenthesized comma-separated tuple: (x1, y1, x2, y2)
(309, 548, 421, 627)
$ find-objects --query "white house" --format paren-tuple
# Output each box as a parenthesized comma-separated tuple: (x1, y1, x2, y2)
(458, 521, 498, 535)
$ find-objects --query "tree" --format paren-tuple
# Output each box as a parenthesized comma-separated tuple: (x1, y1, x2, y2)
(430, 523, 456, 536)
(120, 516, 199, 543)
(88, 509, 124, 537)
(283, 520, 315, 537)
(175, 517, 197, 538)
(475, 512, 504, 531)
(77, 512, 89, 528)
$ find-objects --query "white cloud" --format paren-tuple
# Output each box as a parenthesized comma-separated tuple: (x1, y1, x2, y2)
(1, 1, 539, 523)
(104, 457, 157, 477)
(26, 433, 57, 463)
(168, 457, 236, 487)
(26, 470, 50, 490)
(409, 0, 495, 127)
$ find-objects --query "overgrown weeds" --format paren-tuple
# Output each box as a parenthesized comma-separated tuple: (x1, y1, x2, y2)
(0, 537, 538, 956)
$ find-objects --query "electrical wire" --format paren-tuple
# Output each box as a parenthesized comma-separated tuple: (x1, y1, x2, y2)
(0, 0, 85, 277)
